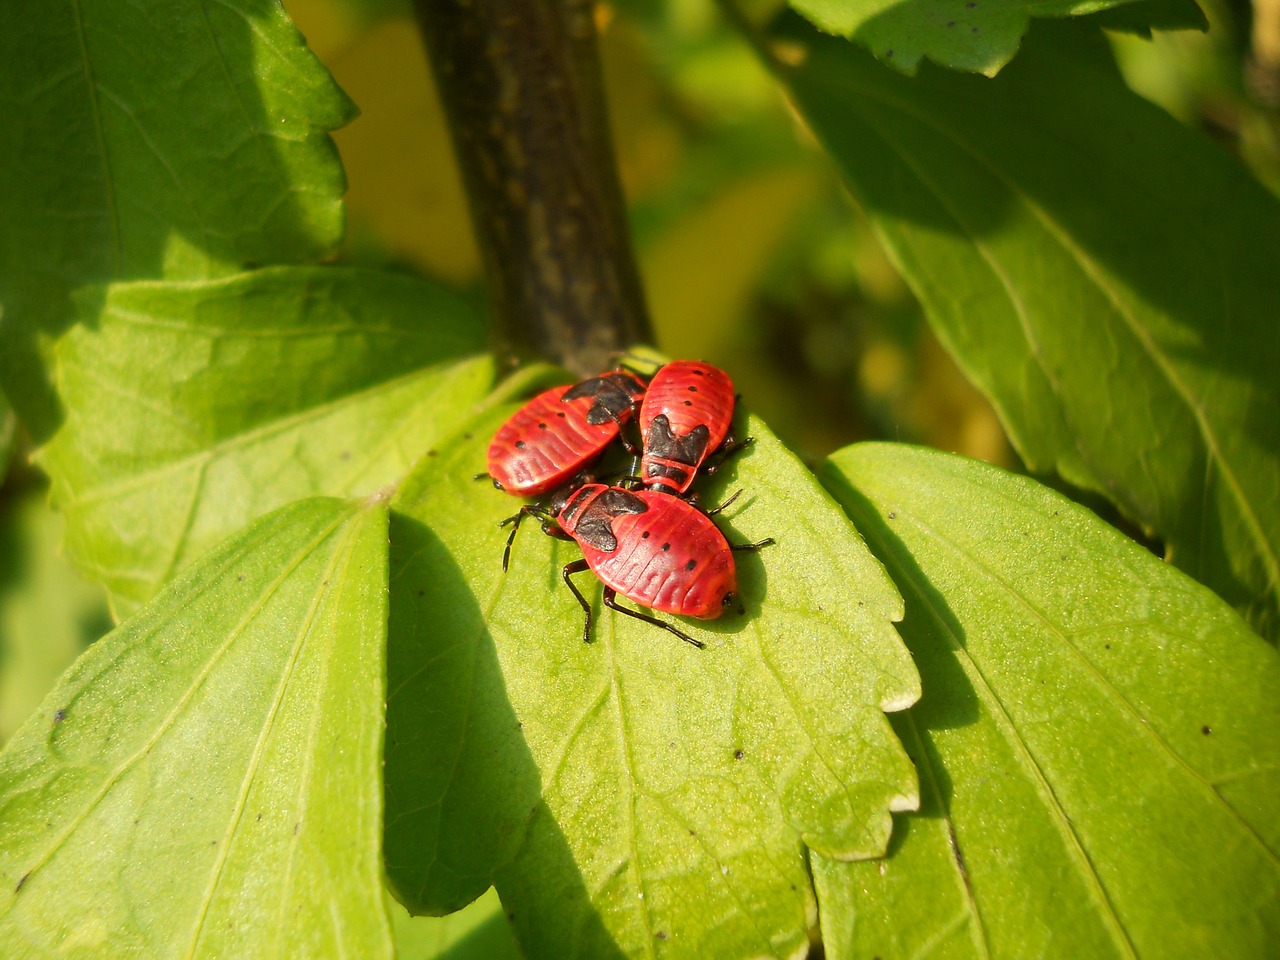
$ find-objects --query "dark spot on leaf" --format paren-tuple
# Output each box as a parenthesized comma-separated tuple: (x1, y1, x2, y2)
(734, 749, 744, 760)
(340, 450, 351, 460)
(888, 511, 896, 519)
(508, 912, 517, 921)
(15, 873, 29, 893)
(1105, 644, 1111, 650)
(53, 709, 65, 723)
(211, 840, 217, 846)
(464, 433, 473, 440)
(685, 559, 696, 571)
(947, 20, 955, 26)
(656, 931, 668, 940)
(689, 829, 697, 836)
(238, 575, 245, 582)
(418, 588, 425, 597)
(294, 822, 300, 835)
(1202, 725, 1212, 735)
(515, 440, 526, 449)
(427, 449, 437, 457)
(257, 813, 262, 821)
(886, 49, 894, 57)
(972, 26, 979, 32)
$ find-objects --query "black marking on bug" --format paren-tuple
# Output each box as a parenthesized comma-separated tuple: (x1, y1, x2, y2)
(685, 558, 696, 571)
(561, 373, 645, 426)
(515, 440, 526, 449)
(574, 488, 648, 552)
(645, 416, 711, 466)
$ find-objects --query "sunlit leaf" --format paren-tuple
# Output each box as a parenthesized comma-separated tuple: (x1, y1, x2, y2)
(383, 382, 920, 959)
(38, 266, 491, 612)
(774, 19, 1280, 640)
(0, 0, 355, 439)
(816, 443, 1280, 958)
(0, 497, 392, 958)
(787, 0, 1205, 75)
(388, 887, 520, 960)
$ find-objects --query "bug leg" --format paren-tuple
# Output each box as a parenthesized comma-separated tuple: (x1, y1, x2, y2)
(731, 537, 775, 551)
(501, 504, 562, 570)
(562, 558, 597, 644)
(602, 587, 704, 649)
(704, 489, 744, 517)
(704, 428, 754, 476)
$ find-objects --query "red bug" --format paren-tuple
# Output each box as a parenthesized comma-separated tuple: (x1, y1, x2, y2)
(486, 371, 646, 497)
(637, 360, 745, 496)
(504, 482, 772, 648)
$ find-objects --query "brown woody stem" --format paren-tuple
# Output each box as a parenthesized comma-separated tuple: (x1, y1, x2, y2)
(414, 0, 653, 376)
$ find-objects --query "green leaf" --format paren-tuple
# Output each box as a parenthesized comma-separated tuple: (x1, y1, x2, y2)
(388, 887, 521, 960)
(774, 20, 1280, 641)
(0, 492, 111, 747)
(787, 0, 1205, 75)
(816, 443, 1280, 958)
(383, 391, 920, 959)
(0, 0, 355, 438)
(0, 390, 14, 488)
(0, 496, 392, 958)
(38, 266, 492, 612)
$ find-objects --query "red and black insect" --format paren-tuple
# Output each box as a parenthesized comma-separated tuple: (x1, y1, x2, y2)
(637, 360, 746, 496)
(504, 482, 771, 648)
(486, 371, 646, 497)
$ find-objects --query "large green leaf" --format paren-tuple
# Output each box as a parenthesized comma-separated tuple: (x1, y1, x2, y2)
(816, 443, 1280, 958)
(0, 496, 392, 958)
(38, 266, 492, 612)
(774, 19, 1280, 641)
(0, 0, 355, 438)
(786, 0, 1205, 75)
(383, 385, 920, 959)
(0, 492, 111, 746)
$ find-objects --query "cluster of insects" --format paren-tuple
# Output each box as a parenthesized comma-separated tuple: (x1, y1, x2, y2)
(485, 360, 772, 649)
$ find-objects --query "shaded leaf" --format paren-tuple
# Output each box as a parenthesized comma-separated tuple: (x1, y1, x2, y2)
(816, 443, 1280, 958)
(774, 19, 1280, 640)
(38, 266, 492, 612)
(788, 0, 1205, 75)
(383, 386, 919, 959)
(0, 0, 355, 438)
(0, 497, 392, 958)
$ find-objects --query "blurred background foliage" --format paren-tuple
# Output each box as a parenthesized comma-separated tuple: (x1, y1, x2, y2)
(3, 0, 1278, 746)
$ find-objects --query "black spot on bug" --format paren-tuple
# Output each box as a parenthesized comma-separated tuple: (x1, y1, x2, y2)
(557, 411, 567, 418)
(687, 385, 698, 392)
(515, 440, 526, 449)
(683, 400, 693, 406)
(538, 422, 548, 430)
(1202, 725, 1212, 735)
(641, 531, 650, 539)
(692, 369, 705, 375)
(685, 559, 696, 571)
(661, 542, 671, 551)
(733, 749, 744, 760)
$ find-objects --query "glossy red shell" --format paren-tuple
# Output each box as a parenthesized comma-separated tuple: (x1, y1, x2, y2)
(638, 360, 736, 494)
(487, 376, 642, 497)
(558, 485, 735, 619)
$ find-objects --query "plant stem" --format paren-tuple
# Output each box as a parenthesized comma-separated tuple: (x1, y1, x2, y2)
(413, 0, 652, 376)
